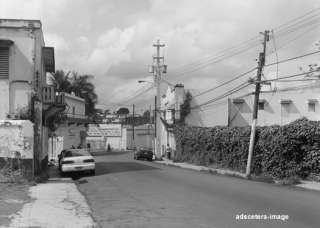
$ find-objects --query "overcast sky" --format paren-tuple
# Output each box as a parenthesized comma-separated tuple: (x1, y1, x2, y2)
(1, 0, 320, 112)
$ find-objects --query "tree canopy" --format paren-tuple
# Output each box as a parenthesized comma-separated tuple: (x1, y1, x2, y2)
(50, 70, 98, 116)
(116, 107, 130, 115)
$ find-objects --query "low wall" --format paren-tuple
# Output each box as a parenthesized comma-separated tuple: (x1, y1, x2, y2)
(0, 120, 34, 178)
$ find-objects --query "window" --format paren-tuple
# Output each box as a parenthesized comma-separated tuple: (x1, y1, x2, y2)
(258, 102, 265, 110)
(308, 103, 316, 112)
(0, 47, 9, 79)
(281, 103, 290, 117)
(72, 106, 75, 116)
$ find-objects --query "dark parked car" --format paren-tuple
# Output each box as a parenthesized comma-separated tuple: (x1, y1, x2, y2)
(134, 148, 153, 161)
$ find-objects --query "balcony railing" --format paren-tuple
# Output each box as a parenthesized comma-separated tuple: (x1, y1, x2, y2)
(43, 86, 55, 103)
(43, 86, 65, 105)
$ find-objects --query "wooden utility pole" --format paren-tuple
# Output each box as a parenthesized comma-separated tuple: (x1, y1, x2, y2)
(132, 104, 135, 148)
(246, 30, 269, 178)
(154, 96, 157, 135)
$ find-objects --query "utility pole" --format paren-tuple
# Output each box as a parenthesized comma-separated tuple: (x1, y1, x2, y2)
(154, 96, 157, 135)
(149, 104, 152, 124)
(132, 104, 135, 149)
(246, 30, 270, 178)
(150, 40, 167, 159)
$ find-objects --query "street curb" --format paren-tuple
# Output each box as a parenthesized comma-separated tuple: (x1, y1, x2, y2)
(154, 160, 320, 192)
(48, 177, 73, 182)
(154, 160, 247, 179)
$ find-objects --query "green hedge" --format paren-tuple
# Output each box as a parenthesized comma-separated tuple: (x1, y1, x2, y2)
(173, 118, 320, 179)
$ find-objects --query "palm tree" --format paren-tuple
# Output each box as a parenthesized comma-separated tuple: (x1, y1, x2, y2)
(49, 70, 72, 92)
(69, 72, 98, 116)
(50, 70, 98, 117)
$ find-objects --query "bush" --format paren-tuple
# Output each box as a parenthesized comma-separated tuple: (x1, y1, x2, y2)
(174, 118, 320, 179)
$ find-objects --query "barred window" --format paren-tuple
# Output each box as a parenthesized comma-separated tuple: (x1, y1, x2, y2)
(0, 47, 9, 79)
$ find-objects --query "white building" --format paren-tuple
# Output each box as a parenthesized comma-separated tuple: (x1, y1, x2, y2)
(0, 19, 56, 175)
(186, 81, 320, 127)
(159, 84, 186, 158)
(48, 92, 88, 161)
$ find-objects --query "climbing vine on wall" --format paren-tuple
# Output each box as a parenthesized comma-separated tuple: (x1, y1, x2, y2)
(179, 91, 192, 123)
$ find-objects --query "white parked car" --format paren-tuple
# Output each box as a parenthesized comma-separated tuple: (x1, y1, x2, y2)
(58, 149, 95, 175)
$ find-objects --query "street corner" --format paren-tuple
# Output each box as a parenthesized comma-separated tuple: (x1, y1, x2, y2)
(8, 181, 97, 228)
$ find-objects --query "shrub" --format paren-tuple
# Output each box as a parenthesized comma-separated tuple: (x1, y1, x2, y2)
(174, 118, 320, 179)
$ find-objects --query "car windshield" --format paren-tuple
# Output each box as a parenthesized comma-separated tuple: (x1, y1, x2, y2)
(64, 149, 90, 157)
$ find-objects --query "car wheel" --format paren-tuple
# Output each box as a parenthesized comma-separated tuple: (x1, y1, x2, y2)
(60, 171, 66, 177)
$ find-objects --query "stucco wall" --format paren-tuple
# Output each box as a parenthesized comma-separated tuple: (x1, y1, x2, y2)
(229, 86, 320, 127)
(0, 120, 34, 177)
(187, 84, 320, 127)
(0, 80, 10, 119)
(54, 123, 86, 150)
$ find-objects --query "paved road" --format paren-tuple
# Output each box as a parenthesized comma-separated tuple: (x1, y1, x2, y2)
(75, 151, 320, 228)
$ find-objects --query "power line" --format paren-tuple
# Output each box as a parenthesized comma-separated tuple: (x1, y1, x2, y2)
(270, 22, 320, 52)
(265, 50, 320, 67)
(258, 69, 320, 83)
(169, 36, 261, 73)
(193, 67, 257, 97)
(272, 7, 320, 30)
(168, 9, 320, 80)
(191, 82, 251, 109)
(115, 85, 154, 106)
(276, 78, 319, 82)
(171, 43, 259, 81)
(274, 14, 320, 35)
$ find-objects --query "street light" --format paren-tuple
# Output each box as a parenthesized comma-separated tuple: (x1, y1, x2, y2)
(138, 80, 153, 84)
(138, 78, 174, 86)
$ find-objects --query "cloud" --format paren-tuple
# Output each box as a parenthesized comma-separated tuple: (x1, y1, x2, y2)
(2, 0, 320, 111)
(45, 34, 69, 51)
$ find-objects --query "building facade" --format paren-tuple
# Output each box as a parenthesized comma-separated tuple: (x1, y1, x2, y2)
(186, 82, 320, 127)
(0, 19, 56, 175)
(159, 84, 186, 158)
(48, 93, 88, 161)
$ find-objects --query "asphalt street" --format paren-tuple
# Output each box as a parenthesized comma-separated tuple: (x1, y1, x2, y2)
(74, 151, 320, 228)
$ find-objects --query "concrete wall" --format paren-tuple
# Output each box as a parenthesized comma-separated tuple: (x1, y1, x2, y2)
(54, 123, 86, 150)
(0, 120, 34, 178)
(106, 129, 127, 151)
(86, 124, 127, 151)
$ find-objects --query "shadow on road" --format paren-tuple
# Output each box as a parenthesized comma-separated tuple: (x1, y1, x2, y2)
(67, 161, 160, 180)
(95, 161, 159, 175)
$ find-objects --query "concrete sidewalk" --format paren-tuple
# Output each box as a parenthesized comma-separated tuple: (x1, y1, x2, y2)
(155, 158, 247, 178)
(155, 158, 320, 192)
(7, 180, 96, 228)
